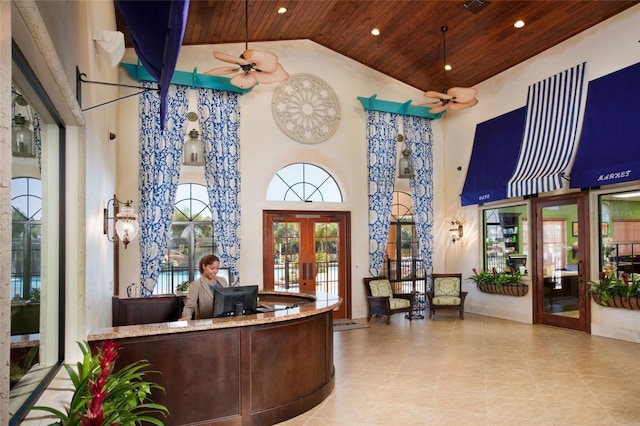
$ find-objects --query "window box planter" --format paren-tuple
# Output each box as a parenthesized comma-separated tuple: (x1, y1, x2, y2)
(591, 294, 640, 310)
(477, 282, 529, 297)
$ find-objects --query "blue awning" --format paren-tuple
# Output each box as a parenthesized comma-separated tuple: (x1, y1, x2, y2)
(507, 63, 586, 197)
(461, 107, 526, 206)
(115, 0, 189, 129)
(570, 62, 640, 188)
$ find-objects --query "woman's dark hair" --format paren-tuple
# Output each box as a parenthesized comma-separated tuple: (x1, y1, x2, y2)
(199, 254, 220, 273)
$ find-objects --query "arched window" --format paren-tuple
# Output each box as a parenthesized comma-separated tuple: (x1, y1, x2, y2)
(156, 183, 216, 293)
(11, 177, 42, 301)
(266, 163, 342, 202)
(385, 191, 425, 293)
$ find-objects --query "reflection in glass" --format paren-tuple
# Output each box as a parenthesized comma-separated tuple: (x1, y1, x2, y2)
(541, 204, 579, 317)
(599, 192, 640, 277)
(483, 205, 528, 273)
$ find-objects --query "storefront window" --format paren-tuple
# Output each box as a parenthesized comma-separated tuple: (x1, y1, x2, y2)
(483, 204, 528, 273)
(599, 191, 640, 276)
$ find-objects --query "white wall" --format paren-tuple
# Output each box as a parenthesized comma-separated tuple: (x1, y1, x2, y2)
(116, 39, 445, 321)
(442, 5, 640, 339)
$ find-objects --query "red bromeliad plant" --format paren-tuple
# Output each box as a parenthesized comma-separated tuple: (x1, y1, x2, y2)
(588, 265, 640, 306)
(33, 341, 168, 425)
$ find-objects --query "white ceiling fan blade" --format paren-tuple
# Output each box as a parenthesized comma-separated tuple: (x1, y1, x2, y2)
(213, 51, 249, 66)
(448, 87, 478, 104)
(449, 97, 479, 111)
(428, 103, 449, 114)
(230, 72, 259, 89)
(204, 66, 240, 76)
(255, 64, 289, 84)
(242, 49, 279, 73)
(425, 90, 452, 101)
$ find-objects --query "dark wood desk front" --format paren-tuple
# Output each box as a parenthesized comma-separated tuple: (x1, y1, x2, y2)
(95, 291, 341, 426)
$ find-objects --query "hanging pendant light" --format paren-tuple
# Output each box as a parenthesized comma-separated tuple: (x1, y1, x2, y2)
(115, 202, 140, 249)
(183, 129, 204, 166)
(397, 134, 415, 179)
(12, 94, 35, 157)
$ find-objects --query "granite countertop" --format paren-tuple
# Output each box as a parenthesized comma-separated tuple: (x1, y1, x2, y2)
(89, 290, 342, 341)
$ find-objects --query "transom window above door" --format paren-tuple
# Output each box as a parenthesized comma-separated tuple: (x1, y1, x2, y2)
(266, 163, 342, 202)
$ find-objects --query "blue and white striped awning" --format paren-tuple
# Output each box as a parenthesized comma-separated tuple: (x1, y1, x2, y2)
(507, 63, 587, 198)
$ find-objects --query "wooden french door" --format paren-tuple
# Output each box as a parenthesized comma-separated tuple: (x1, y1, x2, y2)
(532, 192, 590, 332)
(263, 210, 350, 319)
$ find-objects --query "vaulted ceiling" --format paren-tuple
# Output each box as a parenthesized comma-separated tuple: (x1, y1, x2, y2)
(116, 1, 638, 92)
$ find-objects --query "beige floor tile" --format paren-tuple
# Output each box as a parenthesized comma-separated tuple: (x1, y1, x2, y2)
(277, 315, 640, 426)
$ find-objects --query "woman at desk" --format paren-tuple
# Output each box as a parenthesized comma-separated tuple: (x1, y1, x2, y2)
(180, 254, 228, 320)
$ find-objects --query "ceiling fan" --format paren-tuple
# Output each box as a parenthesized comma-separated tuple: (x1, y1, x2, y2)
(205, 0, 289, 89)
(424, 26, 478, 114)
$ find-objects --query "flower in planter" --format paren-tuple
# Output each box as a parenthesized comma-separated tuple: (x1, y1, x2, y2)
(32, 340, 168, 425)
(468, 267, 524, 288)
(588, 265, 640, 306)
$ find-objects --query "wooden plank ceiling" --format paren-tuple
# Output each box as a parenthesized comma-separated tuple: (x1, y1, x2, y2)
(116, 0, 638, 92)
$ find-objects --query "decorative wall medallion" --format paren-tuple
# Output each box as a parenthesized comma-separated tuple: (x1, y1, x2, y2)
(271, 73, 341, 144)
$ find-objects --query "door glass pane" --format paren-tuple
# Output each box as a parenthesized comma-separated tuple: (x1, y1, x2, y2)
(314, 221, 338, 294)
(274, 222, 300, 291)
(542, 205, 579, 317)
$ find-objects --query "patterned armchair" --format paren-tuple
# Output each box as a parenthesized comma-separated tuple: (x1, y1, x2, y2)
(363, 277, 414, 325)
(427, 273, 467, 319)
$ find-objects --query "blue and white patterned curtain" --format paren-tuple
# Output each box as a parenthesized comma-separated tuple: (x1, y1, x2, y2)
(367, 111, 398, 276)
(139, 83, 189, 295)
(197, 88, 242, 283)
(403, 115, 434, 277)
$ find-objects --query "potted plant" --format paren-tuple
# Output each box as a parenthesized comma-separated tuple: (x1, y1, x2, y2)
(468, 267, 528, 297)
(32, 340, 168, 425)
(588, 265, 640, 310)
(175, 281, 190, 294)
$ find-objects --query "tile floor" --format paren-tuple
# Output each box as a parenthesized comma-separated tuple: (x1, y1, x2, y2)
(278, 313, 640, 425)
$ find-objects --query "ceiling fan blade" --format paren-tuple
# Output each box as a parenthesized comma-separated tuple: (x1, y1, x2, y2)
(242, 49, 279, 73)
(447, 87, 478, 104)
(204, 66, 240, 76)
(213, 51, 249, 66)
(428, 103, 449, 114)
(230, 72, 259, 89)
(449, 97, 479, 111)
(425, 90, 452, 101)
(255, 64, 289, 84)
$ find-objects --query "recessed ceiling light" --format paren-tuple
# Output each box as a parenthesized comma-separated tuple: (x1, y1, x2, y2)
(445, 64, 452, 71)
(371, 28, 380, 36)
(277, 7, 287, 14)
(514, 20, 525, 29)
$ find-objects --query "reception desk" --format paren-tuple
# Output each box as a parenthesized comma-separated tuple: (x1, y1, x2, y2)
(90, 291, 341, 426)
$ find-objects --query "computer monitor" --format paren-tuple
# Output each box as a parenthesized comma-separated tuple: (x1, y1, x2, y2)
(507, 254, 527, 272)
(212, 285, 258, 317)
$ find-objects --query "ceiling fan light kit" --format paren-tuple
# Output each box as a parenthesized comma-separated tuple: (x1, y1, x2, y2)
(204, 0, 289, 89)
(423, 25, 478, 114)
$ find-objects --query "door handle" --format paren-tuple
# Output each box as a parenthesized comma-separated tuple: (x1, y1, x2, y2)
(302, 262, 307, 280)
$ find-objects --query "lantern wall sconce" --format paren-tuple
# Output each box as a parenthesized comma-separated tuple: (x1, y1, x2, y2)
(103, 196, 140, 249)
(12, 92, 35, 157)
(397, 134, 415, 179)
(450, 220, 464, 243)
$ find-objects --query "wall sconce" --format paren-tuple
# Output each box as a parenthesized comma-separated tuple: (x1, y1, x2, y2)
(397, 134, 415, 179)
(12, 93, 35, 157)
(450, 220, 464, 243)
(104, 196, 140, 249)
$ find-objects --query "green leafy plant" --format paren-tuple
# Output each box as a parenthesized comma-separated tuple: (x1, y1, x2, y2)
(588, 267, 640, 305)
(10, 345, 39, 388)
(468, 267, 524, 288)
(32, 341, 168, 425)
(176, 281, 190, 293)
